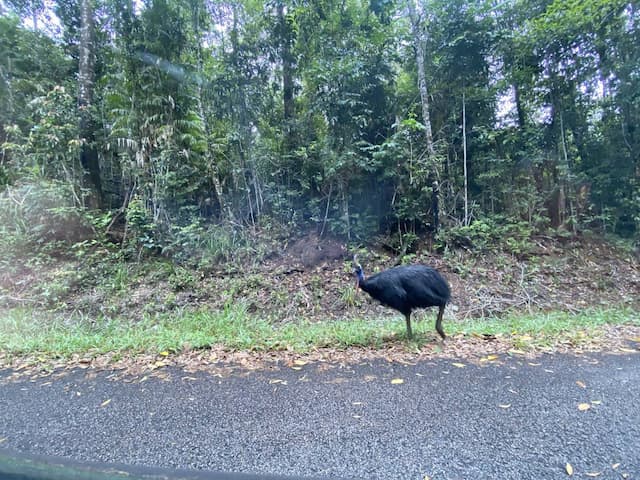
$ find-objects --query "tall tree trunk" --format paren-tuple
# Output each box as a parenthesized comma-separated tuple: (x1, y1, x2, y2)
(278, 2, 294, 123)
(559, 112, 575, 233)
(78, 0, 103, 207)
(277, 1, 295, 155)
(514, 82, 526, 129)
(407, 0, 435, 158)
(190, 0, 230, 221)
(407, 0, 441, 231)
(462, 91, 469, 226)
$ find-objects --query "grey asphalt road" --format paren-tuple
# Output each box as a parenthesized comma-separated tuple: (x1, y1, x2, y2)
(1, 353, 639, 480)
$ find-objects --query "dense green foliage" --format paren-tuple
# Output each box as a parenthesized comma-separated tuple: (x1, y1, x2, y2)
(1, 0, 639, 257)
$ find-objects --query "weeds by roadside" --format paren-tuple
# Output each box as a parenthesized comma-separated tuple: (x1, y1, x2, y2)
(1, 306, 638, 363)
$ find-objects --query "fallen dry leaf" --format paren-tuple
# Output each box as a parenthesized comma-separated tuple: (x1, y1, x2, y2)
(566, 463, 574, 476)
(268, 379, 286, 385)
(100, 399, 111, 407)
(0, 437, 7, 443)
(585, 472, 602, 477)
(578, 403, 591, 411)
(499, 404, 511, 409)
(618, 347, 636, 353)
(612, 463, 620, 469)
(293, 359, 308, 366)
(159, 351, 169, 357)
(391, 378, 404, 384)
(591, 400, 602, 405)
(576, 380, 586, 389)
(451, 362, 466, 368)
(480, 355, 499, 362)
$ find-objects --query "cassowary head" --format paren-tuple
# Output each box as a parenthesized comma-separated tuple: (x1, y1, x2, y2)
(352, 255, 364, 289)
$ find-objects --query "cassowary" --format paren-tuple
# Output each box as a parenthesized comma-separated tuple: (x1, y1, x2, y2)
(353, 255, 450, 339)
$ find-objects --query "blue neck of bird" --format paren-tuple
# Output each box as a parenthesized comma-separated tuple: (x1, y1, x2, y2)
(356, 269, 365, 283)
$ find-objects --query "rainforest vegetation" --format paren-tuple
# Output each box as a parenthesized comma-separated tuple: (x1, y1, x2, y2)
(1, 0, 640, 359)
(1, 0, 638, 259)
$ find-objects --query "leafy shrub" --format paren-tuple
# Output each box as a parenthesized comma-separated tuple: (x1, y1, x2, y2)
(436, 216, 534, 255)
(122, 196, 162, 256)
(160, 220, 279, 268)
(0, 179, 95, 259)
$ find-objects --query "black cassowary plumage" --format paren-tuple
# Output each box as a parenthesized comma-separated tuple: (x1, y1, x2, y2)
(354, 257, 450, 340)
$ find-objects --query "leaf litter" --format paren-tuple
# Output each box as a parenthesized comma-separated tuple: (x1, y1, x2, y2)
(566, 462, 574, 476)
(2, 324, 640, 383)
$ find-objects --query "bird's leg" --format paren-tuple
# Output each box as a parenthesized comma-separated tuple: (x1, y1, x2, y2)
(405, 313, 413, 339)
(435, 305, 446, 340)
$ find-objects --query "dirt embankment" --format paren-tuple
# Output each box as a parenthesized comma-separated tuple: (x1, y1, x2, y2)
(1, 234, 639, 323)
(184, 234, 639, 323)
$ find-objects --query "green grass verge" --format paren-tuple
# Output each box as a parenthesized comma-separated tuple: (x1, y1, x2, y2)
(455, 308, 639, 349)
(1, 305, 638, 358)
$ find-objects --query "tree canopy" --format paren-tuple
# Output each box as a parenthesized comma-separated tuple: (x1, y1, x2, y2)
(1, 0, 638, 256)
